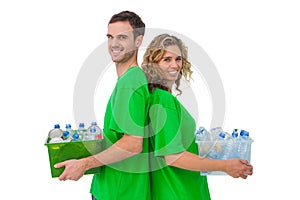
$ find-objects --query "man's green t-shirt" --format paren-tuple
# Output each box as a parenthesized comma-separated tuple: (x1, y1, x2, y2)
(90, 67, 150, 200)
(149, 88, 211, 200)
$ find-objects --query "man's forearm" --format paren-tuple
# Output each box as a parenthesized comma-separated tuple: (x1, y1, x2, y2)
(82, 134, 143, 171)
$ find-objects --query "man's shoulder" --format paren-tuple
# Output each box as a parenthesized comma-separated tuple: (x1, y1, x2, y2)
(125, 66, 146, 79)
(118, 66, 148, 87)
(122, 66, 147, 85)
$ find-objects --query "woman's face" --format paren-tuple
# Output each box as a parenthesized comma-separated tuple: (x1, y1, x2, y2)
(157, 45, 182, 86)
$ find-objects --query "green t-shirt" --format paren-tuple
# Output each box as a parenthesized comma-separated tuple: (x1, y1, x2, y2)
(90, 67, 150, 200)
(149, 88, 211, 200)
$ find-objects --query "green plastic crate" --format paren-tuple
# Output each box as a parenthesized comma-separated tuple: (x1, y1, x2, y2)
(45, 138, 103, 178)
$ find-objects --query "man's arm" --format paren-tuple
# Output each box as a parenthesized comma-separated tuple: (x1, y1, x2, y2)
(54, 134, 143, 181)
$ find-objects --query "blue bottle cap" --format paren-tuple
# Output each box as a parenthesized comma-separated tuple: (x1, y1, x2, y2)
(63, 131, 70, 137)
(66, 124, 72, 129)
(54, 124, 60, 129)
(72, 132, 79, 139)
(232, 131, 238, 138)
(91, 121, 97, 126)
(90, 127, 96, 133)
(240, 130, 249, 137)
(79, 123, 85, 128)
(219, 132, 226, 139)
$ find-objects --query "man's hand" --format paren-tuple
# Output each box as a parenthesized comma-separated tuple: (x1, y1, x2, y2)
(54, 159, 87, 181)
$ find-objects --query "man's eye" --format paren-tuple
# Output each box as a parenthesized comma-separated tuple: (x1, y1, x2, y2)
(119, 35, 127, 40)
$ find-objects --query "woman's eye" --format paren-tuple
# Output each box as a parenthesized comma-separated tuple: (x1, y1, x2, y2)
(176, 57, 182, 61)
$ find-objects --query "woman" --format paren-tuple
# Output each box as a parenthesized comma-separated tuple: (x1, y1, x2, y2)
(142, 34, 253, 199)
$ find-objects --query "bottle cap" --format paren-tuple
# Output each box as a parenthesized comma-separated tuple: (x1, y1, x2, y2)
(54, 124, 60, 129)
(240, 130, 249, 137)
(63, 131, 70, 137)
(79, 123, 85, 128)
(90, 127, 96, 133)
(72, 132, 79, 140)
(219, 132, 226, 139)
(232, 131, 238, 138)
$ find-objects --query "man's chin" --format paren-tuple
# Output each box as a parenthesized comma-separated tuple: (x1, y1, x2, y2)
(111, 54, 123, 62)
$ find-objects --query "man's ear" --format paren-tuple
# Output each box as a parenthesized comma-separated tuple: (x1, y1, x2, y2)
(135, 35, 143, 48)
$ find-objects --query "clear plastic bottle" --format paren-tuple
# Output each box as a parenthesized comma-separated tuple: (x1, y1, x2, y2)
(62, 131, 72, 142)
(49, 137, 63, 143)
(77, 122, 87, 140)
(195, 126, 210, 141)
(71, 131, 80, 142)
(85, 122, 103, 140)
(231, 129, 239, 158)
(65, 124, 74, 135)
(210, 126, 223, 141)
(238, 130, 251, 160)
(232, 129, 239, 139)
(196, 127, 211, 176)
(48, 124, 63, 139)
(218, 132, 234, 160)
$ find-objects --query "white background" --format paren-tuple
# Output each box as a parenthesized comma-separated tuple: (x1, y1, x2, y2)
(1, 0, 299, 199)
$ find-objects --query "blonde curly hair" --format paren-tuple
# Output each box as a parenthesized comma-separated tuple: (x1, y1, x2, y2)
(141, 33, 192, 95)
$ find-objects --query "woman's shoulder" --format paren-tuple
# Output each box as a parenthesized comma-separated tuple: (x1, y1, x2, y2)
(150, 89, 178, 109)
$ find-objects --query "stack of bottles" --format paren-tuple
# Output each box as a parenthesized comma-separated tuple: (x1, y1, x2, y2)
(48, 122, 103, 143)
(195, 126, 253, 175)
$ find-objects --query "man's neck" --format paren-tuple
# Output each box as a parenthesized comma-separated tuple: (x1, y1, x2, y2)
(115, 58, 138, 78)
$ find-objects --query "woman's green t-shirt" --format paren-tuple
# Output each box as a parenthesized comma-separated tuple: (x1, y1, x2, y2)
(149, 88, 211, 200)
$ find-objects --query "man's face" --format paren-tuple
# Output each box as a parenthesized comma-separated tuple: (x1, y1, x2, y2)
(107, 21, 136, 63)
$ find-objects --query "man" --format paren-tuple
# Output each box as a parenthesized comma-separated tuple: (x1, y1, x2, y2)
(54, 11, 150, 200)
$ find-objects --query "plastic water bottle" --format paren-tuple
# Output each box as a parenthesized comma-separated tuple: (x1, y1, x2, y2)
(49, 137, 63, 143)
(71, 131, 80, 142)
(218, 132, 234, 160)
(77, 123, 87, 140)
(232, 129, 239, 139)
(196, 126, 210, 176)
(238, 130, 251, 161)
(195, 126, 210, 141)
(210, 126, 223, 141)
(48, 124, 63, 139)
(62, 131, 72, 142)
(231, 129, 239, 158)
(65, 124, 74, 135)
(85, 122, 103, 140)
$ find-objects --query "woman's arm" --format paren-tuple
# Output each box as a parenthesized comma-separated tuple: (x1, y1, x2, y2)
(164, 151, 253, 179)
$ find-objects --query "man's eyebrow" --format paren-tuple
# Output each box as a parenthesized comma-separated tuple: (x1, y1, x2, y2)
(106, 33, 129, 38)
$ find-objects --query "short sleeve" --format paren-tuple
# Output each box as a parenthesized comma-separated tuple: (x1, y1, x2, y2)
(108, 67, 149, 137)
(149, 92, 186, 156)
(110, 86, 148, 136)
